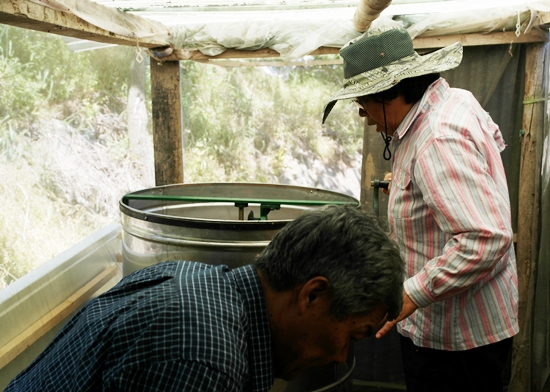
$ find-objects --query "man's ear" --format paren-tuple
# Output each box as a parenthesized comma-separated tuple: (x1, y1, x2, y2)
(297, 276, 330, 315)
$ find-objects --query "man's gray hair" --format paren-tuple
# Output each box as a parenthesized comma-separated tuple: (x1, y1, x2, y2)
(255, 204, 404, 321)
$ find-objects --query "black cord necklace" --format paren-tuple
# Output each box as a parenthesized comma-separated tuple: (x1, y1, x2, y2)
(381, 102, 392, 161)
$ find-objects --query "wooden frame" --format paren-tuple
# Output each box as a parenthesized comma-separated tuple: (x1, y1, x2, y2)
(509, 42, 546, 392)
(0, 0, 169, 48)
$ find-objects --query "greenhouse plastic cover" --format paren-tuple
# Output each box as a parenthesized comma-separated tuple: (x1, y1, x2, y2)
(166, 0, 548, 58)
(47, 0, 550, 57)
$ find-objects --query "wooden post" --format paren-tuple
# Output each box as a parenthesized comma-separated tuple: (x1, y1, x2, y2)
(150, 60, 184, 186)
(509, 42, 546, 392)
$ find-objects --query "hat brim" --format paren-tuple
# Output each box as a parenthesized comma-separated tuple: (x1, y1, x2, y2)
(322, 41, 463, 123)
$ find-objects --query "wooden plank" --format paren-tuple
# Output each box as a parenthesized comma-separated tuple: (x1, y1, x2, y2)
(156, 30, 548, 62)
(413, 30, 548, 50)
(197, 58, 344, 67)
(508, 43, 545, 392)
(153, 47, 302, 61)
(150, 46, 341, 61)
(192, 28, 543, 67)
(150, 60, 184, 186)
(0, 265, 118, 370)
(0, 0, 169, 48)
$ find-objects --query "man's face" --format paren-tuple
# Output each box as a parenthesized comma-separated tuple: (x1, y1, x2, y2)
(354, 97, 394, 135)
(272, 299, 387, 380)
(354, 97, 397, 136)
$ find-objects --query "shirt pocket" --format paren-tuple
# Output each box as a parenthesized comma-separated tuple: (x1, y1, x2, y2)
(391, 171, 413, 219)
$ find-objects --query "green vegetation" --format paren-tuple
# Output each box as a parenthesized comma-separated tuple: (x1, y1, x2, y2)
(0, 25, 364, 288)
(180, 62, 363, 183)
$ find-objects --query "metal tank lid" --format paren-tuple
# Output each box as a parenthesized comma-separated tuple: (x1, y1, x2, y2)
(120, 182, 359, 230)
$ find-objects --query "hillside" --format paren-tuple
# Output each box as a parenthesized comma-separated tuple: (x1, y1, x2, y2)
(0, 25, 364, 287)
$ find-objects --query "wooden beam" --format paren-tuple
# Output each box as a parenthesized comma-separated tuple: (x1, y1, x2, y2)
(509, 42, 545, 392)
(196, 58, 343, 67)
(0, 265, 118, 370)
(150, 60, 184, 186)
(152, 30, 548, 62)
(412, 30, 548, 50)
(150, 46, 340, 61)
(0, 0, 169, 48)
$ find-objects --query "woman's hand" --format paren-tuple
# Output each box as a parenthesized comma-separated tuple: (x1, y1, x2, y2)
(375, 292, 418, 339)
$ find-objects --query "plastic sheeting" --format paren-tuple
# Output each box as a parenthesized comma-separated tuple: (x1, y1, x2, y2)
(59, 0, 548, 57)
(170, 18, 359, 58)
(167, 2, 544, 57)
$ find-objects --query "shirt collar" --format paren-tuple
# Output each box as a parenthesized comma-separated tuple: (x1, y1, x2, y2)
(393, 77, 448, 140)
(233, 264, 274, 391)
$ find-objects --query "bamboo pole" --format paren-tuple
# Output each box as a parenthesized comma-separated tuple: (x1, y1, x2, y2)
(509, 42, 546, 392)
(353, 0, 392, 33)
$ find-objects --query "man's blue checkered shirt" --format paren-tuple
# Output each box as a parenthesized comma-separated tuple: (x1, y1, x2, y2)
(6, 261, 274, 391)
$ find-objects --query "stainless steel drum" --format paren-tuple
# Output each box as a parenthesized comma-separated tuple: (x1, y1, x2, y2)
(120, 182, 359, 276)
(119, 182, 359, 392)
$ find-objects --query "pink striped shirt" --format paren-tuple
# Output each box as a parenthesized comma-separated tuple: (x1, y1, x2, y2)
(390, 78, 519, 350)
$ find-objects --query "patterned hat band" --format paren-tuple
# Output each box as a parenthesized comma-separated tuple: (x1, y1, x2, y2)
(342, 53, 419, 89)
(322, 28, 463, 124)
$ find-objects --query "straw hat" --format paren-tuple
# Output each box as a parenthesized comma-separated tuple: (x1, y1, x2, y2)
(322, 28, 463, 123)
